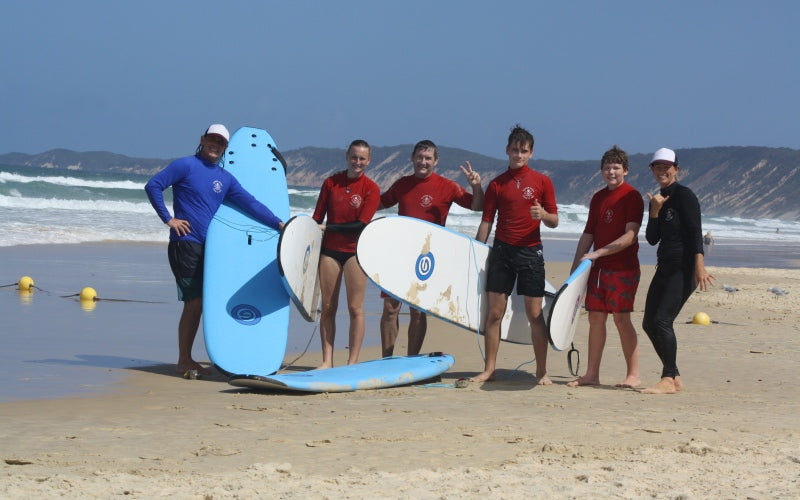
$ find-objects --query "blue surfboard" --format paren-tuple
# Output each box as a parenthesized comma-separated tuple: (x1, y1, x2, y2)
(546, 258, 592, 351)
(203, 127, 291, 376)
(228, 353, 455, 393)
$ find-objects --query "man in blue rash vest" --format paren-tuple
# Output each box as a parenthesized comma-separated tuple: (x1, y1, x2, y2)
(145, 124, 284, 375)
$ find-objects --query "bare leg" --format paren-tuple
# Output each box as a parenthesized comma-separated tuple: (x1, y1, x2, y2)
(470, 291, 507, 382)
(342, 257, 367, 365)
(613, 312, 641, 388)
(526, 296, 551, 385)
(176, 297, 210, 374)
(567, 311, 607, 387)
(407, 309, 427, 355)
(380, 297, 402, 357)
(318, 255, 343, 369)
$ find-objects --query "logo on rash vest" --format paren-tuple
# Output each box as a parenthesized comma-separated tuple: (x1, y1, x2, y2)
(522, 187, 535, 200)
(419, 194, 433, 208)
(603, 209, 614, 223)
(664, 208, 675, 222)
(349, 194, 363, 209)
(212, 180, 223, 193)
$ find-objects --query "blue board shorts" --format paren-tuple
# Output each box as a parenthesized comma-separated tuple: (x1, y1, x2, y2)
(168, 240, 204, 301)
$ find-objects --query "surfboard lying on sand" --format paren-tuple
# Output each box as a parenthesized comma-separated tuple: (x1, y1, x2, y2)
(203, 127, 291, 376)
(278, 214, 322, 322)
(356, 216, 555, 344)
(228, 353, 455, 393)
(547, 258, 592, 351)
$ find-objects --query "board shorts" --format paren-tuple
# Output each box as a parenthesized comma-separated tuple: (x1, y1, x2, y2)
(485, 240, 546, 297)
(168, 240, 204, 301)
(321, 248, 356, 267)
(584, 267, 640, 313)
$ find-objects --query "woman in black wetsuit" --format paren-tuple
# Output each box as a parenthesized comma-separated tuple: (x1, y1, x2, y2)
(641, 148, 715, 394)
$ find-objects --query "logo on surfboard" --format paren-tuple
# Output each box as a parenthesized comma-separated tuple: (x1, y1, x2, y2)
(415, 252, 435, 281)
(303, 245, 311, 273)
(231, 304, 262, 325)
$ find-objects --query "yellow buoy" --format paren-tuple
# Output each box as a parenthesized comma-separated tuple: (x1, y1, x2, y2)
(80, 298, 97, 312)
(18, 276, 34, 290)
(692, 312, 711, 325)
(80, 287, 98, 302)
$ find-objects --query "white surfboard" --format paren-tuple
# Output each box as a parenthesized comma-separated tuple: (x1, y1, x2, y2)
(546, 258, 592, 351)
(278, 214, 322, 322)
(356, 216, 555, 344)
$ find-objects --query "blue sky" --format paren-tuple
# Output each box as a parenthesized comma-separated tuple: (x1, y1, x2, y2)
(2, 1, 798, 161)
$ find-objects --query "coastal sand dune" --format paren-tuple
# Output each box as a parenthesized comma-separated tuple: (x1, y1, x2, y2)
(2, 261, 798, 498)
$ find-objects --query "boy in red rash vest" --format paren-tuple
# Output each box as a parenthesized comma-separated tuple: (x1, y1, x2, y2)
(473, 125, 558, 383)
(567, 145, 644, 389)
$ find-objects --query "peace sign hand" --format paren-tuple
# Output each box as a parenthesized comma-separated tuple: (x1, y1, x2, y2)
(459, 161, 481, 186)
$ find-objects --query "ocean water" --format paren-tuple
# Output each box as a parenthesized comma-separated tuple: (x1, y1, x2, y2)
(2, 167, 799, 249)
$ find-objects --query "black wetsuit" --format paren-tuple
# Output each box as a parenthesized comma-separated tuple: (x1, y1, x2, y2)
(642, 182, 704, 378)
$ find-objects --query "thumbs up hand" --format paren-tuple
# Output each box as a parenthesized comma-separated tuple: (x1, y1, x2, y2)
(530, 200, 546, 221)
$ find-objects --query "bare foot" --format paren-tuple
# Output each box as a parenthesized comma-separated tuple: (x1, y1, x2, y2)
(615, 376, 641, 389)
(640, 377, 676, 394)
(536, 374, 553, 386)
(316, 363, 333, 370)
(176, 361, 212, 375)
(567, 375, 599, 387)
(468, 370, 495, 382)
(674, 376, 685, 391)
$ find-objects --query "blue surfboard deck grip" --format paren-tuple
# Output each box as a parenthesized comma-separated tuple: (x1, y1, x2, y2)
(203, 127, 291, 376)
(228, 353, 455, 393)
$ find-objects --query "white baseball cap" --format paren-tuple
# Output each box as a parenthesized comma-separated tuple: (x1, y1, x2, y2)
(650, 147, 677, 165)
(205, 124, 230, 142)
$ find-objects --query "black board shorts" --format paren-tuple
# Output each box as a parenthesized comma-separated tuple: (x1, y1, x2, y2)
(485, 240, 545, 297)
(168, 240, 204, 301)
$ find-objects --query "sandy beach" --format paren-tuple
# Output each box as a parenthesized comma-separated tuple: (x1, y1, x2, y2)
(1, 243, 799, 498)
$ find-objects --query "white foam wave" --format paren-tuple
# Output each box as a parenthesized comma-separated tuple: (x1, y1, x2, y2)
(0, 194, 158, 214)
(287, 188, 320, 196)
(0, 171, 143, 190)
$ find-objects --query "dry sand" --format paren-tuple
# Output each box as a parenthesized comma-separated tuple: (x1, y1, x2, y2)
(2, 262, 799, 498)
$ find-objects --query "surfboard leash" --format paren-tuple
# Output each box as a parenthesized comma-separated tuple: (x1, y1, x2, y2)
(567, 342, 581, 376)
(268, 144, 288, 174)
(211, 216, 280, 243)
(467, 240, 487, 363)
(280, 324, 318, 370)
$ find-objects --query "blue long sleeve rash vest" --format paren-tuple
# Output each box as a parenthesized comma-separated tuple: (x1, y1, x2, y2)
(145, 154, 282, 244)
